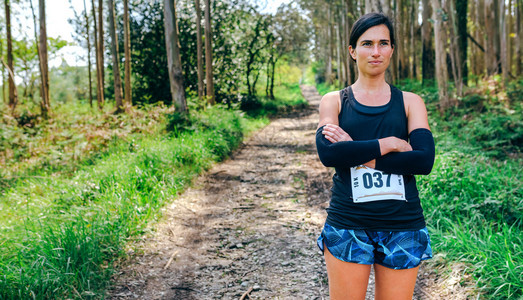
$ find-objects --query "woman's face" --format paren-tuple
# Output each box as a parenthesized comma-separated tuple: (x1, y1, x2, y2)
(349, 24, 394, 76)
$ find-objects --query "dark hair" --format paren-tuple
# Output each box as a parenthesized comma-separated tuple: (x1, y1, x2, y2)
(349, 12, 395, 55)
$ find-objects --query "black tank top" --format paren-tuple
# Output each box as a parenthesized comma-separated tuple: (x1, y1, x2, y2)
(325, 84, 426, 231)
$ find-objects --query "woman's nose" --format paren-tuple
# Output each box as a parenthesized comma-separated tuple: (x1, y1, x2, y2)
(372, 45, 380, 56)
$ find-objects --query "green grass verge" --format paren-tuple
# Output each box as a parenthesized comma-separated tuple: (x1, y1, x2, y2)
(0, 83, 306, 299)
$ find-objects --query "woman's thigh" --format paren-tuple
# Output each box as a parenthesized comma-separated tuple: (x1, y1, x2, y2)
(374, 263, 419, 300)
(324, 245, 372, 300)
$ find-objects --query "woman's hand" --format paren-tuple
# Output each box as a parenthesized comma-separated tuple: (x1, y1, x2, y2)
(322, 124, 353, 143)
(378, 136, 412, 155)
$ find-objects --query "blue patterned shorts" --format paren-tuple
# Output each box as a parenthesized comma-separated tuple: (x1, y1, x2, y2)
(317, 223, 432, 270)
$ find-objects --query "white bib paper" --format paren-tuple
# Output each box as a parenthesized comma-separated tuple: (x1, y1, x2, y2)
(350, 165, 406, 203)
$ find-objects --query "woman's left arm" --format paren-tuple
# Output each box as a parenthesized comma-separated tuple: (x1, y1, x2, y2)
(371, 92, 436, 175)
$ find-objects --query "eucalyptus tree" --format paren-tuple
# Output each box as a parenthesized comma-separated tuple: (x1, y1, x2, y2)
(107, 0, 124, 112)
(82, 0, 93, 107)
(163, 0, 187, 112)
(4, 0, 17, 110)
(38, 0, 50, 117)
(194, 0, 204, 101)
(123, 0, 131, 105)
(91, 0, 103, 109)
(204, 0, 214, 104)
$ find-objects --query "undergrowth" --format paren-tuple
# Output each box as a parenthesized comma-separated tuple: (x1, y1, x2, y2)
(0, 83, 305, 299)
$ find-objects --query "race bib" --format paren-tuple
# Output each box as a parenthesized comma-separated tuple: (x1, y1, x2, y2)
(350, 165, 406, 203)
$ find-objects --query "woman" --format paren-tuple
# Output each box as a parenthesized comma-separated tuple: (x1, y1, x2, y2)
(316, 13, 435, 299)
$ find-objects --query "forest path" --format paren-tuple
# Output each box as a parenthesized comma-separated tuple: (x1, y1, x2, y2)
(108, 86, 437, 299)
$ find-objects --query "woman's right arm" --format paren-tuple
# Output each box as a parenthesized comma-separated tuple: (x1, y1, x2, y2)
(316, 93, 383, 168)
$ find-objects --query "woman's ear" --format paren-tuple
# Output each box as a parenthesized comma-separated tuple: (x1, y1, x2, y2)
(349, 45, 356, 61)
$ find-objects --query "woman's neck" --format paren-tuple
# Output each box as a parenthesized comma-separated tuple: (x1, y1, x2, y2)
(352, 73, 388, 93)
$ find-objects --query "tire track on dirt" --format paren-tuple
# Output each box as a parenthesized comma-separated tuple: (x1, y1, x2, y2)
(109, 86, 440, 299)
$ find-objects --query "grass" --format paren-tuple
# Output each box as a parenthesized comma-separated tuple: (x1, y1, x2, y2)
(0, 82, 306, 298)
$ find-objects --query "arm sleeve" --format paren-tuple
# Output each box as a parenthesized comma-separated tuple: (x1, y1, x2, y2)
(315, 125, 381, 168)
(374, 128, 435, 175)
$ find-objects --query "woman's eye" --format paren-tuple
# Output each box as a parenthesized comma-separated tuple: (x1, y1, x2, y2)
(362, 42, 371, 46)
(380, 42, 389, 46)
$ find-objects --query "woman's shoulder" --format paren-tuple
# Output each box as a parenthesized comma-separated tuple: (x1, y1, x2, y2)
(319, 90, 342, 115)
(401, 90, 425, 107)
(320, 90, 341, 106)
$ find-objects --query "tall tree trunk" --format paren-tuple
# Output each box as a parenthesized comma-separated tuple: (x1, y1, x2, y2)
(456, 0, 468, 84)
(163, 0, 187, 112)
(123, 0, 132, 106)
(5, 0, 16, 110)
(204, 0, 215, 104)
(517, 0, 521, 76)
(98, 0, 105, 99)
(195, 0, 204, 101)
(448, 0, 463, 96)
(107, 0, 124, 112)
(499, 0, 508, 85)
(83, 0, 93, 107)
(422, 0, 435, 83)
(92, 0, 104, 109)
(0, 29, 5, 104)
(432, 0, 450, 108)
(39, 0, 50, 118)
(325, 7, 333, 85)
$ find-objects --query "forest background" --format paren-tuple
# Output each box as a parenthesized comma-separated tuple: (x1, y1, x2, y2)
(0, 0, 521, 298)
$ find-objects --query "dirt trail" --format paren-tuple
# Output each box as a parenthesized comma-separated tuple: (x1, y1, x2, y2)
(108, 86, 455, 299)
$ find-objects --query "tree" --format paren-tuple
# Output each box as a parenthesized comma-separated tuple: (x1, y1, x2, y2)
(38, 0, 50, 117)
(421, 0, 435, 83)
(107, 0, 124, 112)
(91, 0, 103, 109)
(204, 0, 215, 104)
(123, 0, 132, 106)
(432, 0, 450, 108)
(194, 0, 204, 101)
(163, 0, 187, 112)
(83, 0, 93, 107)
(455, 0, 468, 84)
(98, 0, 105, 106)
(4, 0, 17, 110)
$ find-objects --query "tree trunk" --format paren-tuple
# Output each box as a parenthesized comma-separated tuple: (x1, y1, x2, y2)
(107, 0, 124, 112)
(39, 0, 50, 118)
(92, 0, 104, 109)
(517, 0, 521, 76)
(422, 0, 435, 83)
(83, 0, 93, 108)
(195, 0, 204, 101)
(98, 0, 105, 99)
(448, 0, 463, 97)
(123, 0, 132, 106)
(499, 0, 508, 85)
(0, 29, 4, 104)
(5, 0, 17, 110)
(204, 0, 215, 104)
(456, 0, 468, 84)
(325, 7, 332, 85)
(163, 0, 187, 112)
(432, 0, 450, 108)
